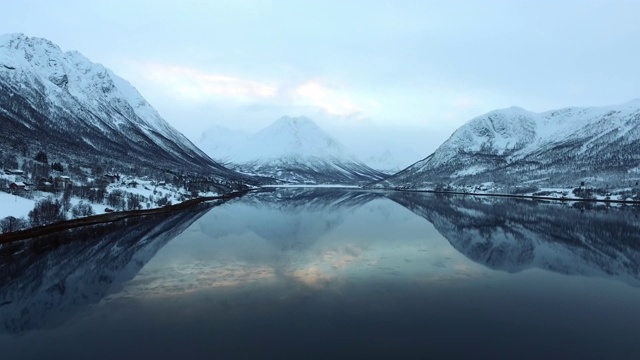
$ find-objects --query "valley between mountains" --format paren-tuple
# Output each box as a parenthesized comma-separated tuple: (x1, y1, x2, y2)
(2, 34, 640, 234)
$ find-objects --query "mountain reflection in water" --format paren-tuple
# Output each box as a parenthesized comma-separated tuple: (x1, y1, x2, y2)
(1, 188, 640, 359)
(387, 191, 640, 286)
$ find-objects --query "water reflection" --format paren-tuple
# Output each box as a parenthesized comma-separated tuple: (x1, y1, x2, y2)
(0, 201, 218, 334)
(2, 189, 640, 359)
(123, 188, 448, 299)
(388, 192, 640, 286)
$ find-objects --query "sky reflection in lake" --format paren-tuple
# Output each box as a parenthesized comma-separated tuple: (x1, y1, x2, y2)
(2, 189, 640, 359)
(119, 194, 480, 301)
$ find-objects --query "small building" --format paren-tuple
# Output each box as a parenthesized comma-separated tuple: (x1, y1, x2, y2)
(104, 174, 119, 183)
(55, 175, 72, 186)
(4, 169, 24, 176)
(9, 182, 26, 191)
(38, 178, 54, 191)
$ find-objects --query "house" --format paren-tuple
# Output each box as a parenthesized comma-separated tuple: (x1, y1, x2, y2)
(9, 182, 26, 191)
(4, 169, 24, 176)
(104, 174, 120, 183)
(55, 175, 72, 186)
(38, 178, 54, 191)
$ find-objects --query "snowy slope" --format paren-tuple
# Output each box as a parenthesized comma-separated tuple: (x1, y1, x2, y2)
(383, 100, 640, 189)
(245, 116, 356, 162)
(199, 117, 388, 184)
(199, 124, 421, 173)
(0, 34, 245, 181)
(0, 192, 35, 219)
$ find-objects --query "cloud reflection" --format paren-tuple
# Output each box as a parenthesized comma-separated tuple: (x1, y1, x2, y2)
(118, 190, 486, 300)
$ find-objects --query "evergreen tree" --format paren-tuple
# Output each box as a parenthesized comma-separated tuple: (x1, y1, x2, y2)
(34, 150, 48, 164)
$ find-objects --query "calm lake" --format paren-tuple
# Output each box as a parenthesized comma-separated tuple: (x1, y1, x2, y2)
(2, 188, 640, 359)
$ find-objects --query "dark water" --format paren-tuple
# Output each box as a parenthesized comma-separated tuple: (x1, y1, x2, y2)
(2, 189, 640, 359)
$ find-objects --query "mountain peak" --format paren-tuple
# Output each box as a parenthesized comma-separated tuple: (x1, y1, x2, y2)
(0, 33, 62, 53)
(0, 34, 240, 177)
(249, 116, 347, 161)
(0, 33, 26, 43)
(197, 117, 387, 184)
(382, 99, 640, 190)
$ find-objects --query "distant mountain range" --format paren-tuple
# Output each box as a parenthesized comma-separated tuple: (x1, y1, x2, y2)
(4, 34, 640, 192)
(380, 100, 640, 191)
(0, 34, 249, 185)
(199, 116, 388, 184)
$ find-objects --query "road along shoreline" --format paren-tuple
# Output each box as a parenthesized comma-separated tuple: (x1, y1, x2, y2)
(0, 190, 248, 244)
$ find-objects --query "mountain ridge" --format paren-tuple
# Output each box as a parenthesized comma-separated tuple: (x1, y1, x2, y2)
(0, 33, 247, 184)
(380, 100, 640, 191)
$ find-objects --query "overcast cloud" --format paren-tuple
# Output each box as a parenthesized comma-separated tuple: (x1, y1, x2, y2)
(1, 0, 639, 157)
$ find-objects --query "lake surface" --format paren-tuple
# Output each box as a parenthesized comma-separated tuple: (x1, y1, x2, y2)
(2, 188, 640, 359)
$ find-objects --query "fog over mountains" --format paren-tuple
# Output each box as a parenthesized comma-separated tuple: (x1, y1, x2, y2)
(199, 116, 388, 184)
(2, 33, 639, 192)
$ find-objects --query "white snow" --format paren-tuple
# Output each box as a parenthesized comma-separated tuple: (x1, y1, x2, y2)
(0, 192, 35, 219)
(393, 98, 640, 188)
(0, 33, 209, 160)
(453, 165, 486, 178)
(198, 117, 357, 164)
(198, 116, 384, 182)
(0, 173, 222, 227)
(198, 119, 421, 173)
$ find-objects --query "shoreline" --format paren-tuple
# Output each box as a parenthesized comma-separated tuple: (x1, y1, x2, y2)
(385, 188, 640, 205)
(260, 184, 640, 204)
(3, 185, 638, 244)
(0, 190, 249, 244)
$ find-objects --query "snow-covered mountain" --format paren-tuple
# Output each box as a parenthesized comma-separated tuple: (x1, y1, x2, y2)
(199, 116, 388, 184)
(199, 123, 419, 174)
(0, 34, 246, 183)
(381, 100, 640, 190)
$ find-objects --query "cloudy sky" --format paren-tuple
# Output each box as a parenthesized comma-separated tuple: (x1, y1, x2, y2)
(2, 0, 640, 158)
